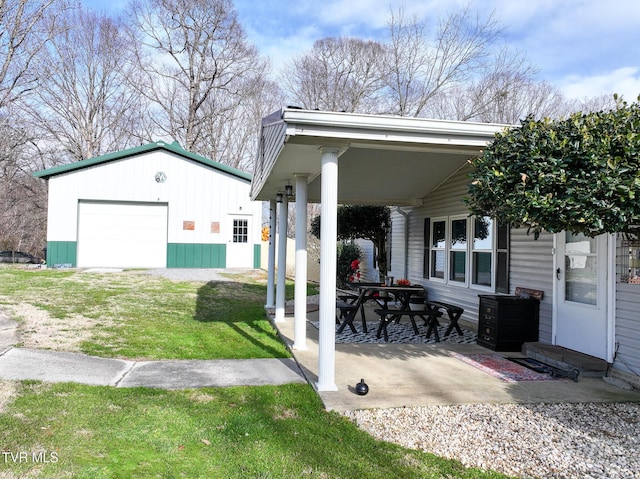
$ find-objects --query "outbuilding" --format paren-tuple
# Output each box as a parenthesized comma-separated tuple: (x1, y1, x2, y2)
(34, 141, 261, 269)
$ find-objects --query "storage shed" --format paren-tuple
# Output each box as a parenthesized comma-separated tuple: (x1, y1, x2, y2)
(34, 141, 262, 269)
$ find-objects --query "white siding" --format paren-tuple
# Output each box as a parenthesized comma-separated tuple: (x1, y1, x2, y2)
(615, 275, 640, 379)
(354, 239, 379, 282)
(251, 120, 286, 198)
(389, 164, 555, 335)
(388, 209, 408, 280)
(47, 150, 259, 246)
(509, 228, 554, 342)
(402, 165, 485, 324)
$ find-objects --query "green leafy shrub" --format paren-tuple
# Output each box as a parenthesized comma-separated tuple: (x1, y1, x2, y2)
(337, 242, 362, 288)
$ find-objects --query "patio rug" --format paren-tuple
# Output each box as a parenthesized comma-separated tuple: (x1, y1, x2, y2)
(310, 320, 478, 345)
(451, 353, 556, 382)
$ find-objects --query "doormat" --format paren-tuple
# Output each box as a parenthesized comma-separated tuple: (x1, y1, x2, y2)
(451, 353, 556, 382)
(507, 357, 555, 374)
(310, 320, 478, 345)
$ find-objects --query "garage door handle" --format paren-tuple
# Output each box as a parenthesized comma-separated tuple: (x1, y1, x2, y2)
(556, 268, 561, 280)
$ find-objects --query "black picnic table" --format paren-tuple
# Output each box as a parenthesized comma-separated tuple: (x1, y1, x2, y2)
(336, 283, 425, 335)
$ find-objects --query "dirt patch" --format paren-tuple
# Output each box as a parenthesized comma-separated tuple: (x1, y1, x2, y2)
(0, 380, 18, 413)
(1, 301, 114, 352)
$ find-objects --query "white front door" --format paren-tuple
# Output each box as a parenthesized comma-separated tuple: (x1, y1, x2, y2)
(554, 232, 610, 360)
(226, 217, 252, 268)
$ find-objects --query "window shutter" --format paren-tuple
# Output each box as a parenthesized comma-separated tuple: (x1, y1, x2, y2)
(495, 222, 510, 293)
(423, 218, 430, 278)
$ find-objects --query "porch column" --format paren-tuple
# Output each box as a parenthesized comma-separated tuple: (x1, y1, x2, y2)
(265, 199, 277, 308)
(317, 148, 339, 391)
(275, 194, 288, 323)
(293, 174, 309, 350)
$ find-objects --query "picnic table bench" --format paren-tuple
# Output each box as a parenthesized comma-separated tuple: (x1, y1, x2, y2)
(425, 301, 464, 338)
(373, 308, 430, 341)
(336, 288, 368, 333)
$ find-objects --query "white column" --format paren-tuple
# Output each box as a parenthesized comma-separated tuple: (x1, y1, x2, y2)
(265, 199, 277, 308)
(317, 148, 339, 391)
(274, 194, 288, 323)
(293, 174, 309, 350)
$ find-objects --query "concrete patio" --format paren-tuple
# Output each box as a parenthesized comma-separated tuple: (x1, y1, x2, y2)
(272, 305, 640, 412)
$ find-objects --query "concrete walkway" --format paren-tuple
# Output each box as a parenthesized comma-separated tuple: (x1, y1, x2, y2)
(0, 348, 306, 389)
(0, 312, 305, 389)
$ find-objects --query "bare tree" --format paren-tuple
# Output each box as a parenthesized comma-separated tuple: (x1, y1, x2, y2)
(572, 94, 619, 114)
(281, 37, 388, 113)
(0, 0, 67, 110)
(383, 5, 501, 117)
(28, 7, 142, 161)
(125, 0, 270, 167)
(429, 46, 570, 123)
(0, 110, 47, 253)
(0, 0, 69, 253)
(196, 74, 283, 171)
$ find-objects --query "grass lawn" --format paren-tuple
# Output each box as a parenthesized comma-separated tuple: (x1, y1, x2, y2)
(0, 267, 513, 478)
(0, 382, 510, 479)
(0, 268, 295, 360)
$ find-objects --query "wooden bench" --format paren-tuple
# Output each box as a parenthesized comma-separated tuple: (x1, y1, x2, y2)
(373, 308, 436, 342)
(425, 301, 464, 339)
(336, 299, 367, 334)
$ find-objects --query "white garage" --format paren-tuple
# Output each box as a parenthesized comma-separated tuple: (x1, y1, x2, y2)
(77, 201, 168, 268)
(34, 141, 262, 269)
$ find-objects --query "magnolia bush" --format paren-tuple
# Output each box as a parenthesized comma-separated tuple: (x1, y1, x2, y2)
(466, 96, 640, 238)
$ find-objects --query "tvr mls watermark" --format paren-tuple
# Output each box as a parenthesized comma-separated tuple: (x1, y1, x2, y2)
(2, 451, 59, 464)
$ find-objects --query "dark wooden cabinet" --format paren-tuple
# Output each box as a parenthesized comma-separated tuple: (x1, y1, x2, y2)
(477, 295, 540, 351)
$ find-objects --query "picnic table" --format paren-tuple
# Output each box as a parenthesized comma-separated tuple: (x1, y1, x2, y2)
(336, 283, 425, 335)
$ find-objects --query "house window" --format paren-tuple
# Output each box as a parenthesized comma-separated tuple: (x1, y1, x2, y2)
(472, 217, 493, 287)
(425, 216, 507, 290)
(233, 219, 248, 243)
(449, 217, 467, 283)
(430, 219, 446, 279)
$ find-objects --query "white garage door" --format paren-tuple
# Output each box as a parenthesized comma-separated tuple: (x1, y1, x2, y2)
(77, 201, 168, 268)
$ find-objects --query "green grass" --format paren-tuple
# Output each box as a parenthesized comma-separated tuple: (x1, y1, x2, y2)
(0, 267, 513, 478)
(0, 268, 293, 360)
(0, 382, 511, 479)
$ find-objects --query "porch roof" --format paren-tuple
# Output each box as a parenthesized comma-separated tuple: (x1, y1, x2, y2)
(251, 108, 509, 205)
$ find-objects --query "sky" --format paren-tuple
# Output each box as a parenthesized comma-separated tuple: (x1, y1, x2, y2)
(83, 0, 640, 102)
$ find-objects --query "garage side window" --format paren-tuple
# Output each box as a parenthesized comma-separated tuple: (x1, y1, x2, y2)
(233, 219, 248, 243)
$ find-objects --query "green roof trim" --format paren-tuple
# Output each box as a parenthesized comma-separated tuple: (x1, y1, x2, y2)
(33, 141, 252, 181)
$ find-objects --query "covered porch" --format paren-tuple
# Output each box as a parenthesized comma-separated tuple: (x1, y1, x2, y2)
(251, 108, 507, 391)
(273, 304, 639, 411)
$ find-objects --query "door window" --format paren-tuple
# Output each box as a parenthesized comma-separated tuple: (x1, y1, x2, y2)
(233, 219, 248, 243)
(564, 232, 597, 305)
